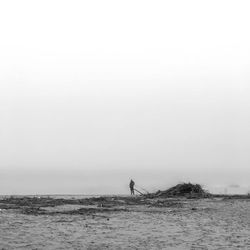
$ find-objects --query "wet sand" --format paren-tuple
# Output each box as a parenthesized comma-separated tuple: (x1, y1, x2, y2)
(0, 196, 250, 249)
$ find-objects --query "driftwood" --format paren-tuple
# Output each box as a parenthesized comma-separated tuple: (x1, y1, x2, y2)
(134, 188, 144, 195)
(148, 183, 211, 198)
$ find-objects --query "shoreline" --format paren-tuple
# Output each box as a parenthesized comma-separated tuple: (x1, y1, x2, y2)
(1, 193, 250, 216)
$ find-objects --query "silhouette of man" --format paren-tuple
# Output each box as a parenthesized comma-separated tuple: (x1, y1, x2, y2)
(129, 179, 135, 195)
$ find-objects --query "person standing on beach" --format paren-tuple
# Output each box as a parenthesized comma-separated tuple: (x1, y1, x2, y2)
(129, 179, 135, 195)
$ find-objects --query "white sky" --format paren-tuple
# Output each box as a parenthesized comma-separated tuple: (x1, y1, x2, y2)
(0, 0, 250, 194)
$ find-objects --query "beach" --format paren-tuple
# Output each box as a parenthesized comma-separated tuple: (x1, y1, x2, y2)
(0, 195, 250, 249)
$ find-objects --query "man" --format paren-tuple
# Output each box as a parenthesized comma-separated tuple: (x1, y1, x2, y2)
(129, 179, 135, 195)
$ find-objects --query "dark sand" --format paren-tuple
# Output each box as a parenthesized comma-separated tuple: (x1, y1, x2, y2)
(0, 195, 250, 249)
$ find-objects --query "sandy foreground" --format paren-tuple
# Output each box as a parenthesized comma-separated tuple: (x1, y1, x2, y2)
(0, 195, 250, 249)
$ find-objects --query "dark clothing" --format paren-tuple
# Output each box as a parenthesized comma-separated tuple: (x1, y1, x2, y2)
(129, 180, 135, 195)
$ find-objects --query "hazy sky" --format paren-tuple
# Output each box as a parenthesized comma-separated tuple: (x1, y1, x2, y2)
(0, 1, 250, 194)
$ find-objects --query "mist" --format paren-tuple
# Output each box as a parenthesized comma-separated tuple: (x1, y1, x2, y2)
(0, 0, 250, 195)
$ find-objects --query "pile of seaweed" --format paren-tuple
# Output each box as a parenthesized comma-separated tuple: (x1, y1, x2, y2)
(151, 183, 210, 198)
(0, 195, 184, 216)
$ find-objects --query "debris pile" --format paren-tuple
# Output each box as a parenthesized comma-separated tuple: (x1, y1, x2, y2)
(152, 183, 210, 198)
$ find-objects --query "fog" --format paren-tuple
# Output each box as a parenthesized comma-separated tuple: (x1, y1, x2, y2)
(0, 0, 250, 194)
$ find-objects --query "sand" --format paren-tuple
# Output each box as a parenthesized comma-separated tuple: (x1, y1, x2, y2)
(0, 196, 250, 249)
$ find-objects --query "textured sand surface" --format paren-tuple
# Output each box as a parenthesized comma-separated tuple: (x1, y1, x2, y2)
(0, 198, 250, 249)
